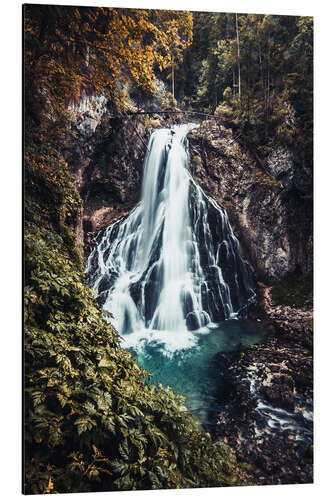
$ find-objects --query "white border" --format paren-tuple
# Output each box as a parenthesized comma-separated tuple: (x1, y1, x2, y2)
(2, 0, 332, 499)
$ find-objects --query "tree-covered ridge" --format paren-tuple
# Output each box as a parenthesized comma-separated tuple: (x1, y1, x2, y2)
(24, 5, 245, 494)
(179, 13, 313, 196)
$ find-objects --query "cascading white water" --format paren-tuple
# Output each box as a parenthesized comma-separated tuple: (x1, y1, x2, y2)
(86, 124, 255, 343)
(85, 127, 312, 445)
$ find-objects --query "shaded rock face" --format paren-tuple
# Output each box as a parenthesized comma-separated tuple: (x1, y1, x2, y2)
(80, 116, 148, 257)
(188, 121, 313, 283)
(265, 146, 294, 191)
(64, 94, 190, 259)
(68, 94, 107, 138)
(63, 102, 152, 256)
(84, 116, 148, 204)
(65, 109, 312, 286)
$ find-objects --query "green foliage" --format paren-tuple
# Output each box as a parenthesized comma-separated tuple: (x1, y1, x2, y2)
(24, 4, 192, 138)
(23, 6, 248, 493)
(214, 101, 233, 121)
(181, 12, 313, 198)
(271, 273, 313, 308)
(161, 90, 178, 108)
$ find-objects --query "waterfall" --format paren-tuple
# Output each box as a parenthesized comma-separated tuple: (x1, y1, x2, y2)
(86, 124, 255, 339)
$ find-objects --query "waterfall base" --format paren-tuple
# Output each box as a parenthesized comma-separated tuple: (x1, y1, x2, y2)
(123, 320, 267, 422)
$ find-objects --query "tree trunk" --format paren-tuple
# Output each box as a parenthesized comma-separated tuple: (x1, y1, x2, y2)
(232, 68, 235, 98)
(235, 13, 241, 100)
(267, 49, 270, 117)
(258, 38, 264, 96)
(171, 60, 175, 100)
(247, 59, 250, 122)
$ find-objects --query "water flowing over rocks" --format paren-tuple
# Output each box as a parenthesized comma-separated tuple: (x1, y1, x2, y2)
(86, 125, 255, 335)
(63, 101, 153, 255)
(209, 286, 313, 485)
(66, 110, 312, 287)
(63, 105, 312, 486)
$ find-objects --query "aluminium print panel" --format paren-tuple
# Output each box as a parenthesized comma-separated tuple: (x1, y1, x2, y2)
(23, 3, 313, 494)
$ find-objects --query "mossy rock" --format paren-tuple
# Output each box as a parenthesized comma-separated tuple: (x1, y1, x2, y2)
(271, 273, 313, 308)
(252, 167, 281, 192)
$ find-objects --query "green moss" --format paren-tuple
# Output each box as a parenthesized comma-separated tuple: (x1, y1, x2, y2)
(271, 273, 313, 308)
(252, 167, 281, 192)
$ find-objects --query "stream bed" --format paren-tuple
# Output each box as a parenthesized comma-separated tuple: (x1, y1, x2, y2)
(122, 319, 313, 456)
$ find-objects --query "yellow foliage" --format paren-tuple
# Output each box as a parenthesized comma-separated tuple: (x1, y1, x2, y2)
(24, 5, 193, 128)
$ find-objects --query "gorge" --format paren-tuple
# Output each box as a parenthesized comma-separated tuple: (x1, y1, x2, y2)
(23, 5, 313, 493)
(84, 118, 313, 485)
(85, 122, 267, 423)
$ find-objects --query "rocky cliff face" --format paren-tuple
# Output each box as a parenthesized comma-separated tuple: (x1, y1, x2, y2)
(65, 103, 312, 287)
(63, 96, 153, 256)
(188, 121, 313, 283)
(62, 103, 313, 486)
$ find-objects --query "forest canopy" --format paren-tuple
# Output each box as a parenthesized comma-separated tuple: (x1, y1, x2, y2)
(178, 12, 313, 191)
(24, 5, 192, 131)
(25, 6, 313, 192)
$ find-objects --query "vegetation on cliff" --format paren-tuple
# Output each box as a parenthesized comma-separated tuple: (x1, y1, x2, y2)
(24, 4, 192, 126)
(271, 273, 313, 308)
(178, 13, 313, 197)
(24, 4, 245, 494)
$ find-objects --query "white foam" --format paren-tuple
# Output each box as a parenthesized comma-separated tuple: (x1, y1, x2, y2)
(303, 410, 313, 422)
(121, 328, 198, 356)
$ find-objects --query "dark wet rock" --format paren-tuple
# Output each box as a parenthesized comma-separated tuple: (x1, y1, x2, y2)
(261, 374, 295, 412)
(95, 290, 109, 308)
(97, 273, 113, 294)
(206, 286, 313, 486)
(185, 311, 208, 330)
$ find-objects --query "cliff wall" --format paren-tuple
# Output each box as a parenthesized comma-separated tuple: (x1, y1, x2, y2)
(65, 102, 312, 285)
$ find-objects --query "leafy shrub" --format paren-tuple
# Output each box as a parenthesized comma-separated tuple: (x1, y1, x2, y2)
(214, 102, 233, 121)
